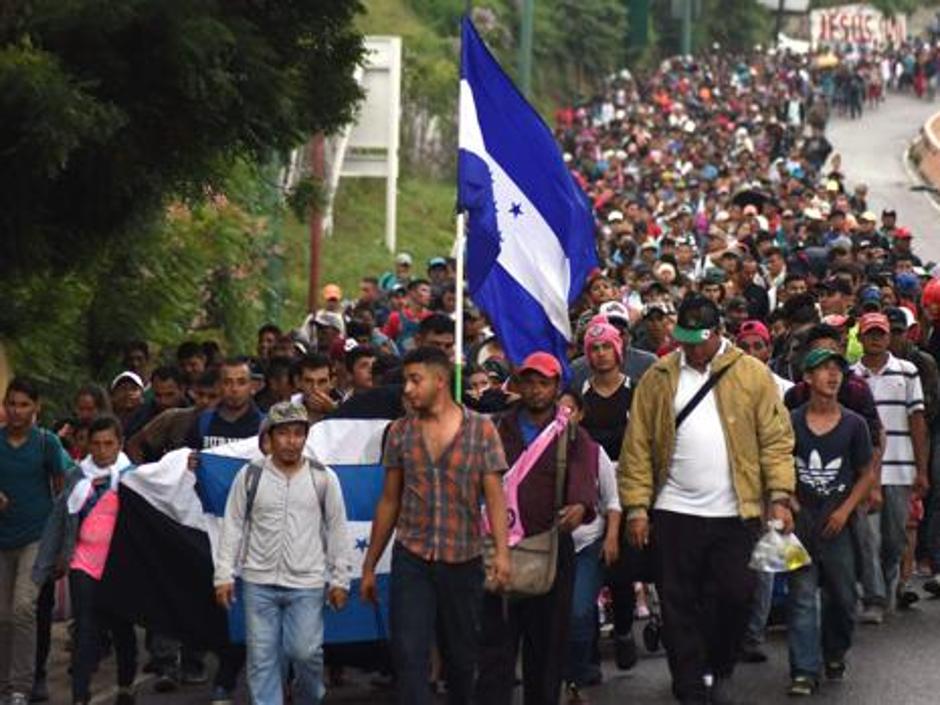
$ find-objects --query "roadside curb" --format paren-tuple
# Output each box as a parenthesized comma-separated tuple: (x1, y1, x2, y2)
(904, 107, 940, 215)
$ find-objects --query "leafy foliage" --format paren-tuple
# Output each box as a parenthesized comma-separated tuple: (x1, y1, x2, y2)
(0, 0, 365, 278)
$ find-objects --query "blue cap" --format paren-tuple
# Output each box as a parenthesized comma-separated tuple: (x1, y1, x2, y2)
(859, 285, 882, 304)
(428, 257, 447, 269)
(895, 272, 920, 295)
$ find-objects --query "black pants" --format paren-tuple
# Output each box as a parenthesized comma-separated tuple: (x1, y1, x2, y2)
(34, 580, 55, 682)
(652, 510, 758, 702)
(476, 533, 575, 705)
(389, 544, 484, 705)
(609, 541, 655, 637)
(70, 570, 137, 702)
(214, 643, 246, 691)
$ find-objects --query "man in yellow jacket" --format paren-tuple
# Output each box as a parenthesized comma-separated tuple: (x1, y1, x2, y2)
(619, 294, 795, 705)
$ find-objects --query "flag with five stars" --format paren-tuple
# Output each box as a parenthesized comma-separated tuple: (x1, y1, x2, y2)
(457, 16, 597, 371)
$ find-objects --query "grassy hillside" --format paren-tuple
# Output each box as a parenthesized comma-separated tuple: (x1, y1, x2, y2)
(281, 176, 457, 318)
(279, 0, 459, 319)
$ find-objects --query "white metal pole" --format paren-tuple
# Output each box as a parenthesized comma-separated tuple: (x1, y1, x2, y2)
(454, 212, 466, 401)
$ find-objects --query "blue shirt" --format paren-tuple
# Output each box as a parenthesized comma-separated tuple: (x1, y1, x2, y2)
(0, 427, 69, 549)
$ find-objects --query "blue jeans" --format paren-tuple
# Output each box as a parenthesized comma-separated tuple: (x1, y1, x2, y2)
(565, 538, 605, 686)
(389, 544, 483, 705)
(242, 582, 325, 705)
(856, 485, 911, 607)
(787, 522, 856, 679)
(743, 571, 774, 647)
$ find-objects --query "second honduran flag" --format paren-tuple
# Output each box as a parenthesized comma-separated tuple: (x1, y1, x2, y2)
(99, 389, 400, 649)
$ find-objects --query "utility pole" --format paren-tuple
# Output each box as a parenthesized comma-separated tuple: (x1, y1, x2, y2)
(306, 134, 325, 314)
(774, 0, 786, 46)
(680, 0, 693, 56)
(519, 0, 535, 97)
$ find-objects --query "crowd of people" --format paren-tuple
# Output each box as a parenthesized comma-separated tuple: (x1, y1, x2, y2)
(3, 36, 940, 705)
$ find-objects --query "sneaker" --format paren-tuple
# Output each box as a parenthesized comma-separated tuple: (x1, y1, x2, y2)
(786, 676, 817, 697)
(209, 687, 233, 705)
(115, 688, 135, 705)
(739, 642, 769, 663)
(181, 664, 208, 685)
(10, 694, 29, 705)
(29, 678, 49, 703)
(859, 604, 884, 624)
(824, 660, 846, 681)
(566, 683, 589, 705)
(154, 674, 180, 693)
(897, 586, 920, 609)
(614, 633, 638, 671)
(924, 575, 940, 597)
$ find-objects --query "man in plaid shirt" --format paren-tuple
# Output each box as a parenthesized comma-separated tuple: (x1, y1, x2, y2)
(361, 347, 510, 705)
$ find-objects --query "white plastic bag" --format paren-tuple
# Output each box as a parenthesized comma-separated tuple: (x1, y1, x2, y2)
(749, 520, 812, 573)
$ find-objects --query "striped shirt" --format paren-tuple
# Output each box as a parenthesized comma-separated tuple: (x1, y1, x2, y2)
(383, 407, 507, 563)
(852, 353, 924, 486)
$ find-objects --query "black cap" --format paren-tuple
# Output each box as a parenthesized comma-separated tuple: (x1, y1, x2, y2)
(884, 307, 908, 332)
(819, 277, 853, 296)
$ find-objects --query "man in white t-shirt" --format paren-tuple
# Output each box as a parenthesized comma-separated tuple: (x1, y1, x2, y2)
(851, 312, 929, 618)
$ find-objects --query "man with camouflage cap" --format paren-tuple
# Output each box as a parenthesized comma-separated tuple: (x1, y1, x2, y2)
(214, 401, 352, 705)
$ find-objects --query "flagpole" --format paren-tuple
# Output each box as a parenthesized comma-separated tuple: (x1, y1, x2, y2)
(454, 211, 466, 402)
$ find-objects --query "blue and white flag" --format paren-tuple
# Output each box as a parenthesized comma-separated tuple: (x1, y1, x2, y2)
(100, 389, 401, 649)
(457, 17, 597, 369)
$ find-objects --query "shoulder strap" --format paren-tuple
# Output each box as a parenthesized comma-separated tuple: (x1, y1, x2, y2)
(198, 410, 214, 444)
(238, 461, 265, 568)
(675, 357, 737, 431)
(554, 419, 575, 513)
(243, 462, 265, 519)
(308, 459, 329, 520)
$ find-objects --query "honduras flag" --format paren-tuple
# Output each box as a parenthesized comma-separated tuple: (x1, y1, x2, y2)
(457, 17, 597, 369)
(99, 387, 402, 651)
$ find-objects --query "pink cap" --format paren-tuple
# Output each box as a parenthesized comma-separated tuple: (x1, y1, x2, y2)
(584, 321, 623, 363)
(517, 352, 563, 379)
(736, 320, 770, 345)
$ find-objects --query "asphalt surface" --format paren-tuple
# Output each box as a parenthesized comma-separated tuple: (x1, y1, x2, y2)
(54, 95, 940, 705)
(825, 92, 940, 263)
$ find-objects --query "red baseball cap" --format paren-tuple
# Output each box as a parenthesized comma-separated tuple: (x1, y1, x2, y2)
(859, 312, 890, 335)
(517, 352, 562, 379)
(894, 226, 913, 240)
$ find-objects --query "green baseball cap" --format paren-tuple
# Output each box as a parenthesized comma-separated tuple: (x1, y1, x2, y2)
(802, 347, 847, 372)
(673, 294, 721, 344)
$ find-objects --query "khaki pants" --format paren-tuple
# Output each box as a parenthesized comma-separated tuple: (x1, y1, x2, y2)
(0, 541, 40, 695)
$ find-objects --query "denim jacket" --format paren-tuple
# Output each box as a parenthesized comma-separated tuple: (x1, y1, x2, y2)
(31, 465, 133, 586)
(32, 469, 85, 586)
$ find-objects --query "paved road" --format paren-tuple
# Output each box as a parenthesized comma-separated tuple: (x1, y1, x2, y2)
(57, 580, 940, 704)
(826, 92, 940, 263)
(59, 95, 940, 705)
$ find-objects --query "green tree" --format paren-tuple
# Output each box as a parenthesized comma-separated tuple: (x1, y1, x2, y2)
(0, 0, 365, 278)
